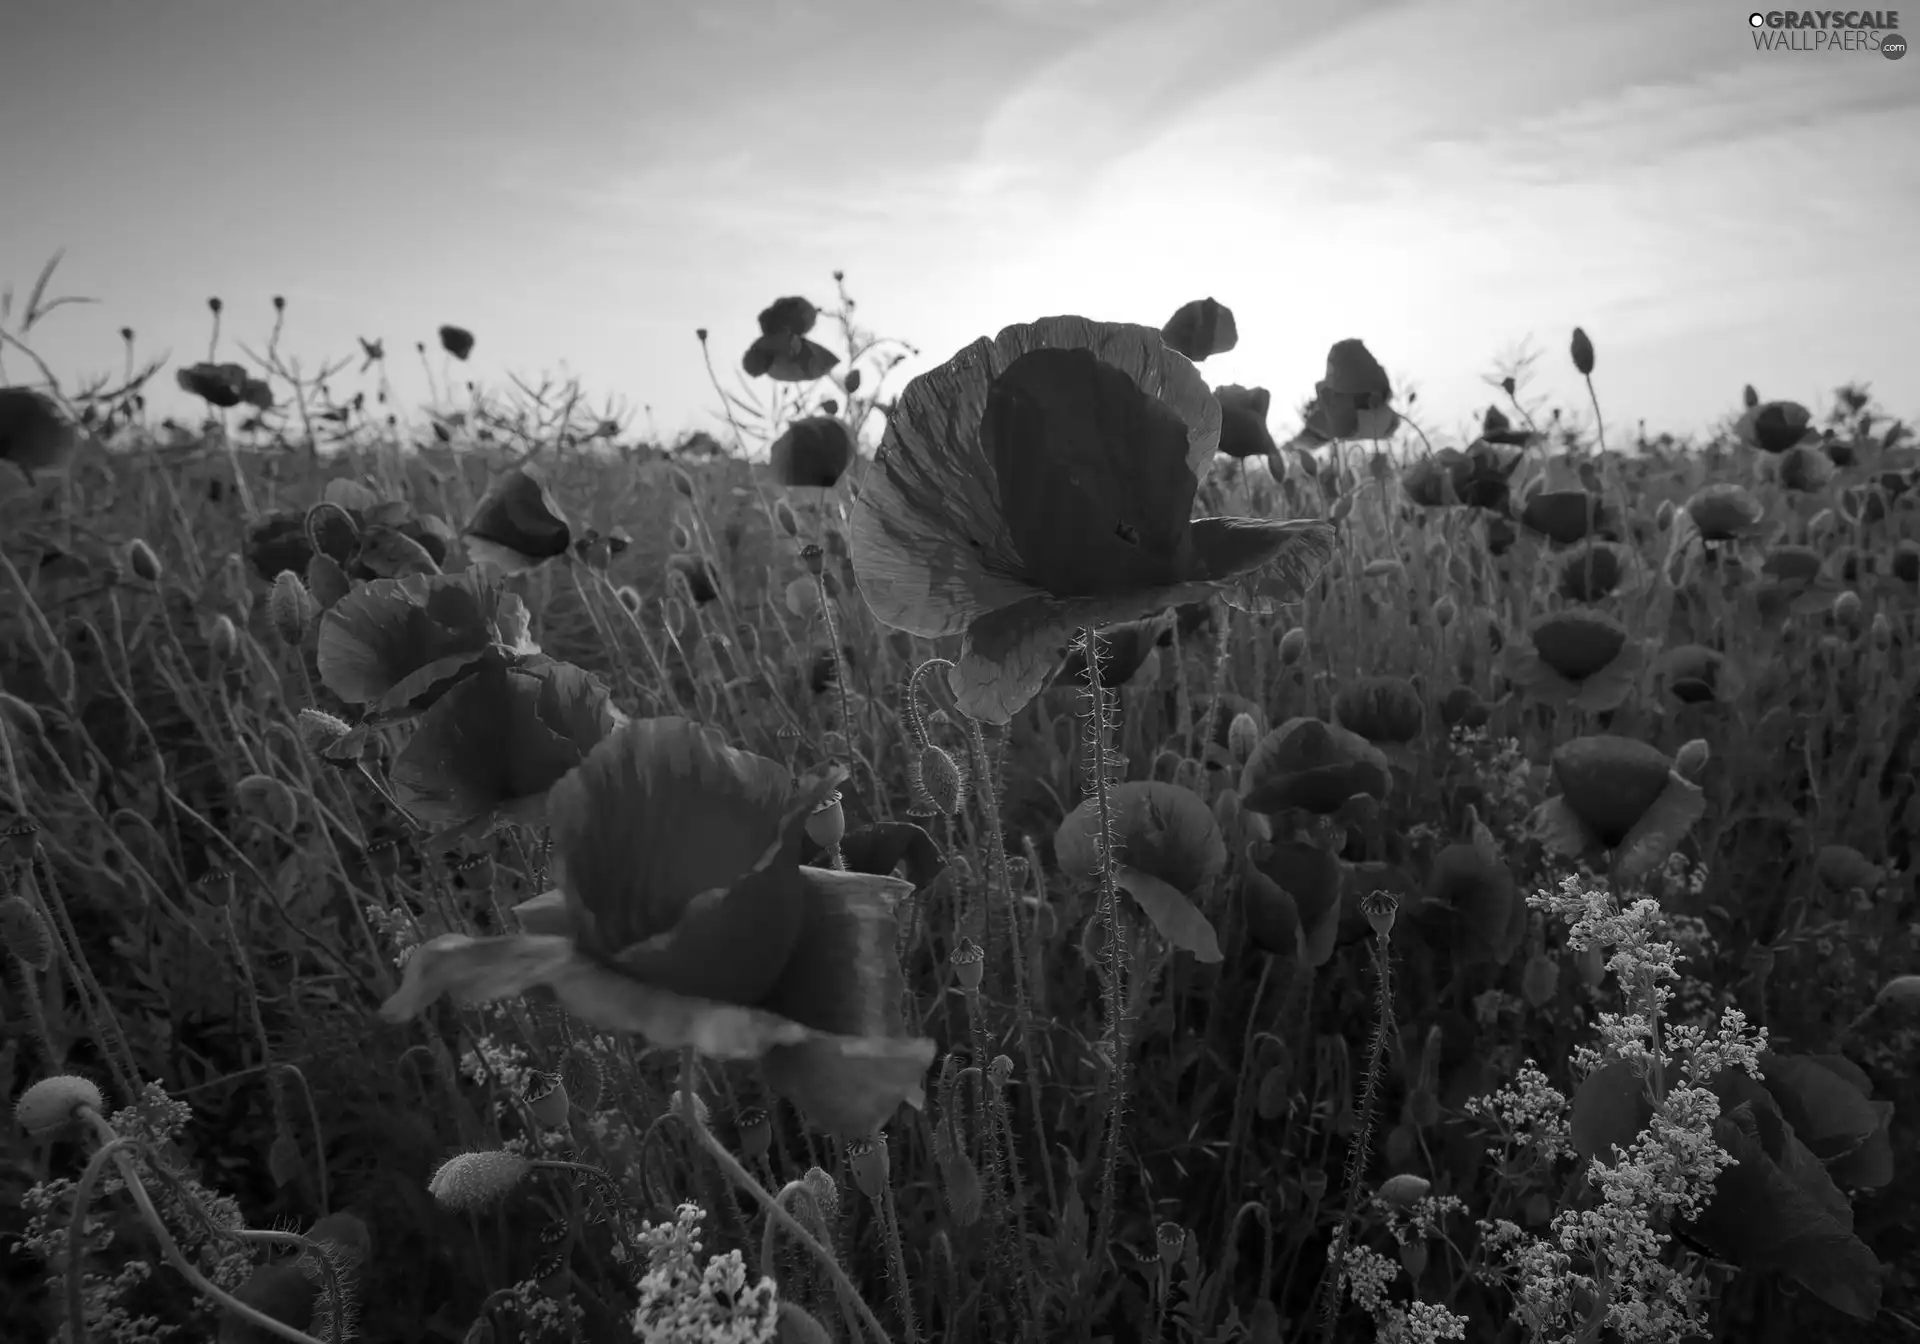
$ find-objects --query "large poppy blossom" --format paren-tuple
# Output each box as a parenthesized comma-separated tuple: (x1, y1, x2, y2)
(381, 717, 935, 1136)
(848, 316, 1335, 723)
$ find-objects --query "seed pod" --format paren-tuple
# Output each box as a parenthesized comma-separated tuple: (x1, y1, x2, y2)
(949, 936, 985, 992)
(805, 791, 845, 849)
(1155, 1222, 1186, 1268)
(735, 1106, 771, 1162)
(847, 1134, 888, 1201)
(1399, 1239, 1429, 1280)
(523, 1071, 569, 1128)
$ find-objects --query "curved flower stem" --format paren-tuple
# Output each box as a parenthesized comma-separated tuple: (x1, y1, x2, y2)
(71, 1110, 328, 1344)
(1316, 922, 1395, 1342)
(677, 1049, 892, 1344)
(1079, 625, 1131, 1264)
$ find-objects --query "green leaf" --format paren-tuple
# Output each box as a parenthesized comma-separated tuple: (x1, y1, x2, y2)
(1760, 1053, 1882, 1164)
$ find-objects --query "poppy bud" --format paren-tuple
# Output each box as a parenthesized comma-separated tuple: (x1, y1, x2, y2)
(773, 499, 799, 537)
(802, 1165, 840, 1219)
(918, 745, 963, 816)
(949, 936, 985, 992)
(735, 1106, 771, 1161)
(1226, 712, 1260, 763)
(209, 614, 239, 663)
(1330, 493, 1354, 523)
(1871, 612, 1892, 652)
(1433, 594, 1458, 628)
(126, 537, 162, 583)
(668, 1090, 710, 1126)
(847, 1134, 888, 1200)
(268, 571, 316, 644)
(695, 327, 708, 342)
(0, 693, 43, 743)
(785, 577, 821, 617)
(0, 895, 53, 972)
(1376, 1173, 1430, 1208)
(616, 585, 643, 616)
(669, 523, 691, 552)
(428, 1151, 531, 1211)
(1155, 1222, 1186, 1268)
(1654, 499, 1675, 531)
(14, 1075, 104, 1138)
(1570, 327, 1595, 376)
(987, 1054, 1013, 1089)
(1520, 952, 1558, 1007)
(805, 791, 845, 849)
(295, 708, 352, 757)
(1278, 627, 1308, 665)
(236, 774, 299, 831)
(1501, 376, 1516, 397)
(1673, 738, 1710, 782)
(1255, 1064, 1289, 1120)
(1833, 589, 1862, 629)
(1300, 1169, 1328, 1204)
(523, 1071, 569, 1128)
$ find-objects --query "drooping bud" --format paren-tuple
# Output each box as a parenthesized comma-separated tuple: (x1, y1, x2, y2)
(428, 1151, 531, 1211)
(295, 708, 353, 758)
(1226, 712, 1260, 763)
(523, 1072, 569, 1129)
(0, 895, 54, 971)
(1278, 627, 1308, 665)
(1673, 738, 1710, 783)
(268, 571, 317, 644)
(126, 538, 162, 583)
(208, 614, 239, 663)
(15, 1075, 104, 1138)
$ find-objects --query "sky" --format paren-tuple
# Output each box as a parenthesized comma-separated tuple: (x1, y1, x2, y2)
(2, 0, 1916, 454)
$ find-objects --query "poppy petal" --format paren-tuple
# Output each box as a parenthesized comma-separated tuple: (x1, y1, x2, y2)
(316, 570, 535, 714)
(379, 933, 811, 1059)
(1113, 866, 1222, 963)
(513, 888, 570, 936)
(758, 866, 935, 1134)
(549, 718, 836, 1004)
(1186, 516, 1337, 611)
(849, 487, 1043, 638)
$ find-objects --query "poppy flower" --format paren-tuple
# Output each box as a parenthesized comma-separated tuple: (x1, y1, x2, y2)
(1420, 840, 1524, 965)
(390, 658, 618, 848)
(1213, 384, 1275, 459)
(1239, 717, 1391, 815)
(669, 553, 720, 605)
(1737, 399, 1814, 454)
(1241, 839, 1343, 965)
(758, 296, 819, 338)
(1518, 488, 1608, 546)
(1683, 483, 1765, 542)
(0, 386, 78, 483)
(1530, 734, 1705, 879)
(1477, 405, 1537, 450)
(1776, 445, 1834, 493)
(770, 416, 854, 489)
(799, 819, 946, 893)
(1556, 540, 1632, 601)
(316, 569, 540, 725)
(1331, 676, 1423, 767)
(439, 325, 476, 361)
(1281, 340, 1399, 451)
(1438, 685, 1489, 731)
(847, 316, 1335, 723)
(1161, 297, 1238, 361)
(176, 362, 252, 409)
(1500, 608, 1644, 712)
(245, 500, 453, 584)
(1054, 780, 1226, 961)
(381, 717, 936, 1136)
(744, 332, 839, 382)
(1657, 644, 1743, 704)
(463, 465, 571, 573)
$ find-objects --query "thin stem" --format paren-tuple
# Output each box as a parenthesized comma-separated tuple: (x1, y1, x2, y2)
(1080, 625, 1131, 1263)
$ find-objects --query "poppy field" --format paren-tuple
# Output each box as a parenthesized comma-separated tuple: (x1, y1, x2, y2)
(1, 263, 1918, 1344)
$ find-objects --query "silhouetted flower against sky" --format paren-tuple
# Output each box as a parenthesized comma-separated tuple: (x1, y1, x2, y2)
(464, 465, 571, 573)
(0, 386, 78, 483)
(769, 416, 854, 489)
(849, 315, 1334, 722)
(176, 361, 270, 411)
(1213, 384, 1275, 460)
(1736, 398, 1814, 453)
(1161, 297, 1237, 361)
(1283, 339, 1399, 451)
(381, 717, 935, 1136)
(438, 325, 475, 361)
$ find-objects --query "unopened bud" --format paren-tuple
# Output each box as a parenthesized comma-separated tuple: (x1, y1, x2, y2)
(1834, 589, 1862, 628)
(126, 538, 162, 583)
(523, 1072, 569, 1129)
(1361, 889, 1398, 940)
(1278, 627, 1308, 666)
(208, 614, 239, 663)
(1871, 612, 1892, 652)
(1433, 594, 1458, 628)
(918, 745, 963, 816)
(1226, 712, 1260, 763)
(1673, 738, 1710, 782)
(295, 708, 353, 757)
(735, 1106, 771, 1161)
(1570, 326, 1595, 376)
(773, 500, 799, 538)
(428, 1151, 531, 1211)
(268, 571, 316, 644)
(15, 1075, 104, 1138)
(0, 895, 53, 971)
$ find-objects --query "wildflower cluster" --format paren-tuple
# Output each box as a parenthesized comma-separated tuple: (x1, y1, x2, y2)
(630, 1203, 781, 1344)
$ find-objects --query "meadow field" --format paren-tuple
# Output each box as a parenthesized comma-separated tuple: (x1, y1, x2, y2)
(0, 268, 1917, 1344)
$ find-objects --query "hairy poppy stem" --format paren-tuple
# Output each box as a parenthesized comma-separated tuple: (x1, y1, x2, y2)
(1316, 913, 1395, 1342)
(1079, 625, 1131, 1266)
(676, 1049, 893, 1344)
